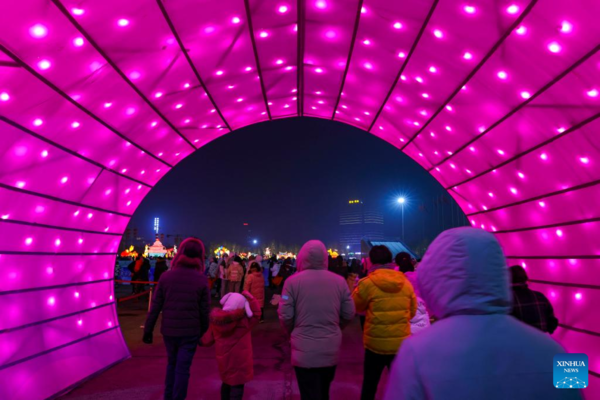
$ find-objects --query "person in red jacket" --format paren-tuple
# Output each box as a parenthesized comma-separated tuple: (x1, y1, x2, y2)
(201, 291, 261, 400)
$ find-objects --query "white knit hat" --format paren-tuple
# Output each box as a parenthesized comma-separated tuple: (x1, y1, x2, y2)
(220, 292, 253, 318)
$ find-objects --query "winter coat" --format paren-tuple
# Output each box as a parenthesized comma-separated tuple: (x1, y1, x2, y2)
(278, 240, 355, 368)
(201, 296, 261, 386)
(403, 271, 430, 334)
(352, 266, 417, 355)
(144, 256, 211, 337)
(208, 262, 219, 279)
(384, 228, 581, 400)
(227, 262, 244, 282)
(244, 271, 265, 307)
(128, 258, 150, 281)
(153, 259, 168, 282)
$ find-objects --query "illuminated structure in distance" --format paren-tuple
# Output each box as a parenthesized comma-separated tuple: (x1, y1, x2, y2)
(340, 199, 385, 251)
(0, 1, 599, 399)
(153, 217, 160, 234)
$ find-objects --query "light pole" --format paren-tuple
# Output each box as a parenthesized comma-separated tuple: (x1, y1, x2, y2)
(397, 197, 406, 241)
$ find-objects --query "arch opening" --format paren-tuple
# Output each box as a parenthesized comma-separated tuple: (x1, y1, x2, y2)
(0, 0, 599, 398)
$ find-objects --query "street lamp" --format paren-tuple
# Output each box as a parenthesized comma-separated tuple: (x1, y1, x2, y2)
(397, 197, 406, 241)
(252, 239, 258, 245)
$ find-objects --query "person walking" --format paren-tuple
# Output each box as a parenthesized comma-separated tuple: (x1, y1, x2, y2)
(395, 252, 430, 334)
(227, 256, 244, 293)
(244, 262, 266, 322)
(154, 257, 169, 284)
(128, 255, 150, 296)
(384, 228, 581, 400)
(278, 240, 355, 400)
(509, 265, 559, 333)
(352, 245, 417, 400)
(201, 291, 261, 400)
(220, 258, 229, 298)
(143, 238, 211, 400)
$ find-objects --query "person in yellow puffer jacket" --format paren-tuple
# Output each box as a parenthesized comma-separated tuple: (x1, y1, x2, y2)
(352, 245, 417, 400)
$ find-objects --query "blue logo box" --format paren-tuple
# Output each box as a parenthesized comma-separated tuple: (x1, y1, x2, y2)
(554, 353, 588, 389)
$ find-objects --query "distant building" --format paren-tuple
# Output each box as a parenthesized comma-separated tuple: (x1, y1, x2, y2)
(339, 199, 384, 251)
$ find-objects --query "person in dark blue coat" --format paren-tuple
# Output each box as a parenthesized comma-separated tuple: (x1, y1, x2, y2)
(143, 238, 211, 400)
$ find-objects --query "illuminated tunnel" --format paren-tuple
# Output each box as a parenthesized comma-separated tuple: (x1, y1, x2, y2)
(0, 0, 599, 398)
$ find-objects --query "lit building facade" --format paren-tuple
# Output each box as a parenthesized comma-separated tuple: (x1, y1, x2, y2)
(339, 200, 384, 251)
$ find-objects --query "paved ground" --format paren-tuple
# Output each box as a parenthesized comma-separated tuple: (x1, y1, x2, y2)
(61, 287, 389, 400)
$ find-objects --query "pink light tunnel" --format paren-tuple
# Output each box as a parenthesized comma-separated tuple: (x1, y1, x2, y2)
(1, 0, 599, 398)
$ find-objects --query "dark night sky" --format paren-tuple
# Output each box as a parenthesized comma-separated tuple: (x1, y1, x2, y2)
(127, 117, 467, 251)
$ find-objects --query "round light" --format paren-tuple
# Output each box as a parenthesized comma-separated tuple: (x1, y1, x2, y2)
(41, 150, 49, 158)
(520, 91, 531, 99)
(232, 17, 241, 24)
(73, 37, 84, 47)
(316, 1, 327, 9)
(515, 25, 527, 35)
(33, 118, 43, 126)
(154, 92, 163, 98)
(397, 197, 406, 204)
(548, 42, 561, 53)
(55, 239, 61, 246)
(463, 51, 473, 60)
(506, 4, 519, 14)
(586, 89, 598, 98)
(315, 68, 323, 73)
(117, 19, 130, 27)
(497, 71, 507, 79)
(0, 92, 9, 101)
(398, 52, 406, 58)
(433, 29, 443, 38)
(38, 60, 51, 70)
(575, 293, 582, 300)
(259, 31, 269, 38)
(393, 22, 402, 29)
(30, 24, 48, 38)
(71, 121, 80, 128)
(464, 5, 476, 14)
(580, 157, 589, 164)
(363, 39, 371, 45)
(61, 176, 68, 184)
(129, 71, 141, 80)
(278, 5, 289, 13)
(560, 21, 573, 33)
(71, 8, 85, 15)
(364, 62, 373, 70)
(47, 297, 55, 306)
(429, 66, 437, 73)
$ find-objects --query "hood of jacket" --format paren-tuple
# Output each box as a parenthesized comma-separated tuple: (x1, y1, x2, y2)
(417, 227, 511, 319)
(209, 308, 246, 334)
(296, 240, 328, 271)
(172, 254, 201, 270)
(369, 266, 405, 293)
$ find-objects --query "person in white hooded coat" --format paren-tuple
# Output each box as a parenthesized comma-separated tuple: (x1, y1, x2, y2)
(278, 240, 355, 400)
(384, 227, 582, 400)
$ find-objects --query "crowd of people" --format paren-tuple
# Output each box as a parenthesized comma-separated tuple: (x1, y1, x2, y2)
(141, 228, 574, 400)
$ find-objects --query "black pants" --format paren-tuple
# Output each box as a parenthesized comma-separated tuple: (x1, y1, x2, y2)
(294, 365, 336, 400)
(163, 335, 199, 400)
(221, 383, 244, 400)
(360, 349, 395, 400)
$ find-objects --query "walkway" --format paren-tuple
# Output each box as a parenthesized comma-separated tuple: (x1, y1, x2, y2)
(61, 290, 389, 400)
